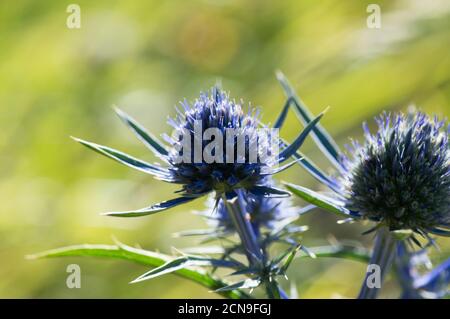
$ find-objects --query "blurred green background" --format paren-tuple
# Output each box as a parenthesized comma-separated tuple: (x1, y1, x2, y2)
(0, 0, 449, 298)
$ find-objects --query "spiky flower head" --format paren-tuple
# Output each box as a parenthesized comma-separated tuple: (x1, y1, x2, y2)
(340, 111, 450, 235)
(74, 85, 321, 216)
(165, 87, 274, 196)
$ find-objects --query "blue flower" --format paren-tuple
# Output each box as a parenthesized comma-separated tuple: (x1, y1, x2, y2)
(73, 86, 323, 217)
(277, 72, 449, 242)
(275, 71, 449, 298)
(339, 111, 450, 237)
(165, 87, 273, 196)
(284, 107, 449, 243)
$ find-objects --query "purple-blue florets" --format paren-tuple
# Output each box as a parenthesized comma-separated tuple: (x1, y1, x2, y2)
(166, 87, 275, 196)
(340, 111, 450, 233)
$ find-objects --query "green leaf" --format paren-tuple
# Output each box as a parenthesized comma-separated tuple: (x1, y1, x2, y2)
(279, 138, 340, 193)
(132, 255, 244, 283)
(104, 196, 198, 217)
(251, 185, 291, 198)
(276, 71, 343, 170)
(284, 182, 357, 218)
(278, 110, 325, 162)
(279, 245, 302, 274)
(258, 119, 339, 192)
(299, 245, 317, 259)
(273, 97, 291, 129)
(72, 137, 169, 177)
(130, 257, 201, 284)
(27, 242, 251, 299)
(271, 247, 294, 266)
(114, 107, 169, 157)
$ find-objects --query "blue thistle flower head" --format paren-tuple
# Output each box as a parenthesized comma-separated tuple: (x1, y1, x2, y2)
(166, 87, 273, 196)
(73, 83, 322, 217)
(340, 111, 450, 234)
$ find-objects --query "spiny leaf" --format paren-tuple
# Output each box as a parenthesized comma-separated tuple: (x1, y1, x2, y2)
(114, 107, 169, 157)
(131, 255, 242, 283)
(273, 97, 292, 129)
(284, 182, 358, 218)
(299, 246, 316, 259)
(258, 119, 339, 192)
(279, 245, 302, 274)
(272, 245, 297, 265)
(278, 110, 325, 162)
(262, 158, 301, 176)
(279, 139, 341, 193)
(72, 137, 169, 177)
(276, 70, 343, 171)
(27, 243, 251, 299)
(297, 245, 371, 263)
(104, 196, 197, 217)
(250, 185, 291, 198)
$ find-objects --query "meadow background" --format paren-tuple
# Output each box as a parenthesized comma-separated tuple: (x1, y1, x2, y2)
(0, 0, 449, 298)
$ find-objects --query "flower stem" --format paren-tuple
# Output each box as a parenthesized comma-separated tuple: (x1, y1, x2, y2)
(264, 278, 281, 299)
(222, 190, 283, 299)
(222, 191, 263, 267)
(358, 227, 397, 299)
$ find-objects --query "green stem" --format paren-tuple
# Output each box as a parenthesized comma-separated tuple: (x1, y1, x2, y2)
(358, 227, 397, 299)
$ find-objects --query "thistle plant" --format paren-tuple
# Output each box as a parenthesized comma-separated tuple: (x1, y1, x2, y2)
(29, 73, 448, 299)
(278, 72, 450, 298)
(179, 183, 316, 298)
(73, 87, 322, 217)
(31, 84, 334, 299)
